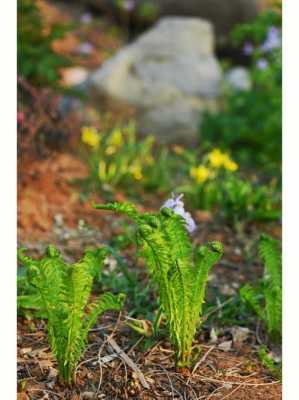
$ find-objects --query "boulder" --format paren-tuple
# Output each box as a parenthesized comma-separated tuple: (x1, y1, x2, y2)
(85, 0, 259, 39)
(88, 17, 222, 142)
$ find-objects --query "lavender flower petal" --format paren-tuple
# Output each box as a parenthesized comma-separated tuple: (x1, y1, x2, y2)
(261, 26, 281, 53)
(256, 58, 268, 70)
(243, 42, 254, 56)
(161, 194, 196, 233)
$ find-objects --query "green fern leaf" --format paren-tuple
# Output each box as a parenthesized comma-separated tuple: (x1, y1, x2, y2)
(258, 234, 282, 340)
(18, 246, 125, 384)
(94, 201, 223, 367)
(240, 235, 281, 342)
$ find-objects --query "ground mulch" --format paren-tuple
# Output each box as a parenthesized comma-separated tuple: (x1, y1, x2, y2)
(17, 311, 281, 400)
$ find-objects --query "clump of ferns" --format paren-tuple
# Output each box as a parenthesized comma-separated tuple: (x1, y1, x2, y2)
(18, 246, 125, 384)
(94, 195, 223, 368)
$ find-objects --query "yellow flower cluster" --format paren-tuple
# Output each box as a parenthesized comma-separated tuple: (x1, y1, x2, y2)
(189, 149, 239, 184)
(129, 163, 143, 180)
(98, 161, 117, 182)
(81, 127, 100, 148)
(208, 149, 238, 172)
(173, 145, 184, 155)
(190, 165, 210, 183)
(105, 129, 124, 155)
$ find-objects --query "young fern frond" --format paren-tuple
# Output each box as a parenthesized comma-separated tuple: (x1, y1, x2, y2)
(240, 235, 282, 342)
(194, 242, 225, 318)
(240, 284, 263, 318)
(259, 234, 281, 289)
(83, 292, 126, 335)
(18, 246, 125, 384)
(259, 234, 282, 340)
(94, 201, 223, 367)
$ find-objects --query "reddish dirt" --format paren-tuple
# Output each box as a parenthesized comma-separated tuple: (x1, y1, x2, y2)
(18, 152, 103, 242)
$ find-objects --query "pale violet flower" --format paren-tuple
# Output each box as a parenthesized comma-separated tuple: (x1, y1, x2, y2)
(256, 58, 268, 70)
(243, 42, 254, 56)
(80, 13, 92, 24)
(261, 26, 281, 53)
(76, 42, 94, 56)
(161, 194, 196, 234)
(123, 0, 136, 11)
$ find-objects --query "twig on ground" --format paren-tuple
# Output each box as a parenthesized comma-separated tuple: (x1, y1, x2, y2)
(27, 388, 64, 398)
(96, 311, 123, 394)
(149, 363, 176, 399)
(220, 383, 244, 400)
(192, 346, 216, 375)
(202, 298, 234, 321)
(106, 336, 150, 390)
(194, 374, 280, 386)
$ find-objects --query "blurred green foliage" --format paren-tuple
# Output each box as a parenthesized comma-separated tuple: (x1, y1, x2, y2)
(201, 9, 282, 172)
(18, 0, 70, 87)
(17, 264, 46, 320)
(80, 122, 173, 196)
(240, 235, 282, 342)
(258, 345, 281, 379)
(177, 147, 280, 225)
(185, 174, 280, 225)
(81, 124, 281, 224)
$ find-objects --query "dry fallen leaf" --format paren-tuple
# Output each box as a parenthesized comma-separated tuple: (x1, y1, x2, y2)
(20, 347, 32, 356)
(195, 210, 212, 222)
(81, 392, 96, 400)
(60, 67, 89, 86)
(231, 326, 250, 347)
(17, 393, 29, 400)
(218, 340, 232, 352)
(209, 327, 218, 344)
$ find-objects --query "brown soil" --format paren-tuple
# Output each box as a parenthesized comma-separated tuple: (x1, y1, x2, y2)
(17, 313, 281, 400)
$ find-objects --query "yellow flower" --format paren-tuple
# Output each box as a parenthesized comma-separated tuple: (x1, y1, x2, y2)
(98, 161, 107, 180)
(208, 148, 238, 172)
(208, 148, 225, 168)
(130, 164, 143, 180)
(173, 145, 184, 155)
(108, 129, 123, 147)
(81, 127, 100, 148)
(223, 157, 239, 172)
(105, 145, 117, 155)
(144, 155, 154, 165)
(190, 165, 210, 183)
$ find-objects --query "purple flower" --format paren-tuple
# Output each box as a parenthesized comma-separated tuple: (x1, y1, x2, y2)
(261, 26, 281, 53)
(123, 0, 136, 11)
(243, 42, 254, 56)
(161, 194, 197, 234)
(256, 58, 269, 70)
(80, 13, 92, 24)
(76, 42, 94, 55)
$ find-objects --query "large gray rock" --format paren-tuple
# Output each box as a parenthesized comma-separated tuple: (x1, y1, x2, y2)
(88, 17, 222, 142)
(85, 0, 259, 39)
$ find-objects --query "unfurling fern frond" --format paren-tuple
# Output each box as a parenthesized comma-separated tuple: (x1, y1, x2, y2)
(94, 201, 223, 367)
(240, 234, 282, 342)
(259, 234, 282, 341)
(18, 246, 125, 384)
